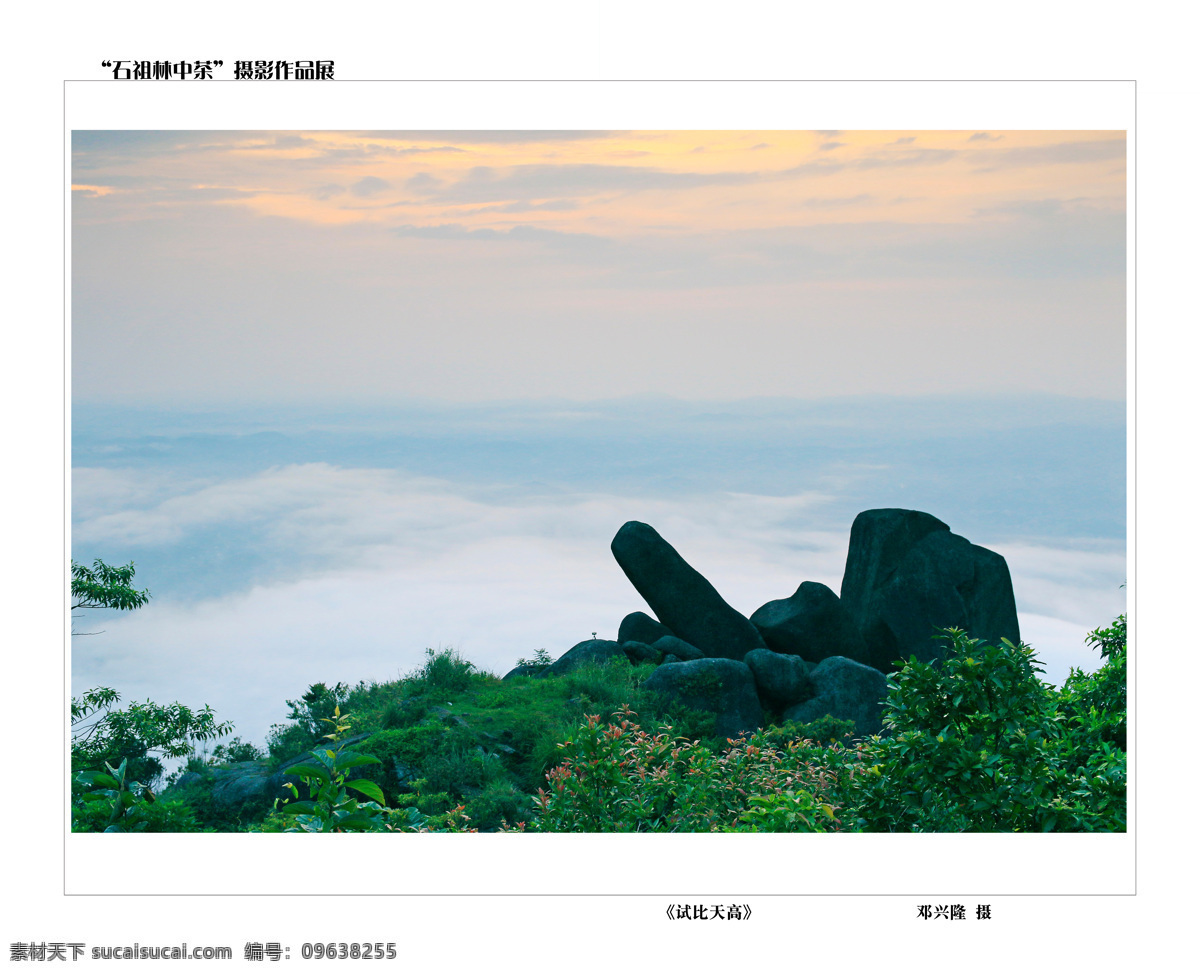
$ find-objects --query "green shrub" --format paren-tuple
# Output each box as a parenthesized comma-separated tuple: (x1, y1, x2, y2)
(528, 707, 845, 832)
(359, 725, 447, 799)
(74, 757, 211, 832)
(1058, 614, 1127, 753)
(266, 721, 319, 764)
(514, 648, 555, 669)
(380, 697, 429, 730)
(758, 716, 856, 748)
(409, 648, 479, 696)
(466, 779, 534, 831)
(274, 707, 390, 833)
(208, 737, 265, 764)
(846, 625, 1126, 832)
(73, 791, 209, 833)
(267, 682, 350, 761)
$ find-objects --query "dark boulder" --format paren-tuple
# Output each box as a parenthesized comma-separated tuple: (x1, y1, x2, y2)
(743, 648, 816, 712)
(840, 508, 950, 620)
(750, 581, 869, 664)
(618, 611, 673, 646)
(502, 663, 546, 680)
(783, 657, 889, 737)
(643, 658, 764, 740)
(839, 509, 1020, 673)
(611, 521, 766, 660)
(183, 733, 373, 819)
(208, 764, 290, 810)
(544, 639, 625, 677)
(652, 635, 705, 662)
(621, 640, 663, 665)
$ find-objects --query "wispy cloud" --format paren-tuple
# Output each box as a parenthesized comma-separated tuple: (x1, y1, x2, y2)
(403, 162, 762, 204)
(350, 176, 392, 197)
(970, 137, 1125, 171)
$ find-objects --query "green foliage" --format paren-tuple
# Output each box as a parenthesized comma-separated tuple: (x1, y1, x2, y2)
(757, 716, 856, 748)
(98, 610, 1126, 834)
(379, 697, 429, 730)
(527, 707, 845, 832)
(71, 558, 151, 613)
(846, 625, 1126, 832)
(72, 687, 234, 787)
(515, 647, 555, 669)
(736, 790, 840, 832)
(466, 779, 533, 828)
(274, 707, 391, 832)
(408, 647, 480, 696)
(358, 725, 448, 799)
(265, 722, 319, 764)
(1058, 614, 1127, 752)
(283, 682, 350, 738)
(73, 757, 207, 832)
(207, 736, 266, 764)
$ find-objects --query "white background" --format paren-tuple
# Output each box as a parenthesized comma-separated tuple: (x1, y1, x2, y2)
(7, 1, 1194, 969)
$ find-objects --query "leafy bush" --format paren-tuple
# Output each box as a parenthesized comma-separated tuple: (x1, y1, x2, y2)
(274, 707, 390, 832)
(528, 707, 845, 832)
(380, 697, 429, 730)
(207, 737, 265, 764)
(266, 722, 319, 764)
(1058, 614, 1127, 753)
(359, 725, 444, 799)
(757, 716, 856, 748)
(466, 779, 533, 830)
(409, 648, 479, 696)
(74, 757, 208, 832)
(72, 687, 233, 788)
(515, 648, 555, 669)
(846, 626, 1126, 832)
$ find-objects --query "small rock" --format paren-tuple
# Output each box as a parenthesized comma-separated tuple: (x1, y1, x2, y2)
(652, 635, 705, 661)
(544, 639, 625, 677)
(783, 657, 889, 737)
(502, 663, 546, 680)
(643, 658, 764, 740)
(621, 640, 663, 665)
(744, 648, 816, 711)
(618, 611, 674, 646)
(750, 581, 869, 664)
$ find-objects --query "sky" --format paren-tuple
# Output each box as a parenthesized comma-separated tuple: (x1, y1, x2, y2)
(72, 129, 1125, 404)
(70, 130, 1126, 753)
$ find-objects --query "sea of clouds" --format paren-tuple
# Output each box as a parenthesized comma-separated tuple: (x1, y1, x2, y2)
(70, 396, 1126, 751)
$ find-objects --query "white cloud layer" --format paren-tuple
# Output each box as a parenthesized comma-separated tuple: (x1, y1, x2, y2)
(71, 463, 1125, 750)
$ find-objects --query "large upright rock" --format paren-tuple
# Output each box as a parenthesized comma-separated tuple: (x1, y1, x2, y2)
(643, 658, 764, 740)
(840, 509, 1020, 673)
(750, 581, 869, 664)
(840, 508, 950, 618)
(611, 521, 767, 660)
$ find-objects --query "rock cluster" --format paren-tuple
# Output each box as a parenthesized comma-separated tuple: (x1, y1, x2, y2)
(511, 509, 1020, 741)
